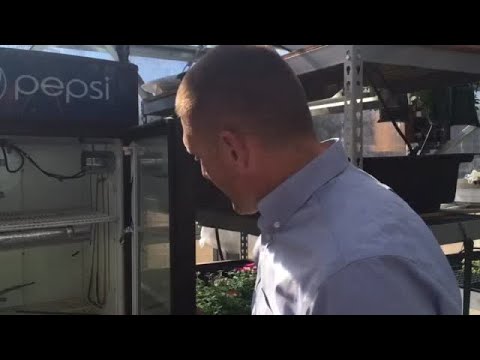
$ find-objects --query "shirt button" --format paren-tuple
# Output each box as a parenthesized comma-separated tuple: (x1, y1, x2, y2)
(273, 221, 281, 229)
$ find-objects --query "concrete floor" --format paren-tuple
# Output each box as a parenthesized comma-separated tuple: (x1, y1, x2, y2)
(443, 243, 480, 315)
(461, 289, 480, 315)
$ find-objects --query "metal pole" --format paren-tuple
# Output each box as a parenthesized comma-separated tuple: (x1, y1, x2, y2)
(115, 45, 130, 64)
(343, 45, 364, 168)
(459, 222, 473, 315)
(240, 232, 248, 260)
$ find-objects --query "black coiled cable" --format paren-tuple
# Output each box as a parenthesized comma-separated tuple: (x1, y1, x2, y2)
(1, 142, 85, 181)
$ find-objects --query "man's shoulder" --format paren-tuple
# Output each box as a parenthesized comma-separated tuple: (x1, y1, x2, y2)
(286, 166, 436, 264)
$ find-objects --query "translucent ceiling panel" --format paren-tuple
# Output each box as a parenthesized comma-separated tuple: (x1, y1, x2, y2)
(33, 45, 114, 60)
(0, 45, 34, 50)
(129, 56, 186, 83)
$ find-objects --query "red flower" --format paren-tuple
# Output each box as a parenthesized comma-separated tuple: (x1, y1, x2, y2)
(237, 262, 257, 272)
(227, 289, 239, 297)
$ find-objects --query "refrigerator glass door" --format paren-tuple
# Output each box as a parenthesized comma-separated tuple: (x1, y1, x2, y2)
(131, 136, 170, 315)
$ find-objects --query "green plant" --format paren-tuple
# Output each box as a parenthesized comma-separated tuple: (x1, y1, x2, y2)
(473, 260, 480, 276)
(455, 260, 480, 285)
(475, 90, 479, 111)
(412, 83, 480, 119)
(196, 263, 257, 315)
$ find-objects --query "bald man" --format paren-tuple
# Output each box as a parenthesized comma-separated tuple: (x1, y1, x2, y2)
(175, 45, 461, 315)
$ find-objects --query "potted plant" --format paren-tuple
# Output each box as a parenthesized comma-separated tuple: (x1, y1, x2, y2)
(196, 262, 257, 315)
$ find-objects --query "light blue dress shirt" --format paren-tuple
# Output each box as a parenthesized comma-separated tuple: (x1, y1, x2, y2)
(252, 139, 462, 315)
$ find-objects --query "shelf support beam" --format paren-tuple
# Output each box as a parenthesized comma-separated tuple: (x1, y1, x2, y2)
(344, 46, 364, 168)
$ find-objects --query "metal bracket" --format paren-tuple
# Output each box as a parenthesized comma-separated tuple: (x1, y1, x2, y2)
(81, 151, 116, 174)
(115, 45, 130, 64)
(343, 46, 364, 168)
(103, 45, 120, 61)
(123, 147, 133, 157)
(435, 125, 479, 154)
(240, 232, 249, 260)
(120, 226, 133, 245)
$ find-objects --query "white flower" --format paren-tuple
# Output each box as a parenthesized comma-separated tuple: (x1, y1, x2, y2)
(465, 170, 480, 185)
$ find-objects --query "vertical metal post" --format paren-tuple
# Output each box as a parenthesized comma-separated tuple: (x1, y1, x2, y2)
(240, 232, 249, 260)
(115, 45, 130, 64)
(344, 46, 364, 168)
(459, 222, 473, 316)
(130, 143, 140, 315)
(114, 140, 126, 314)
(168, 120, 196, 315)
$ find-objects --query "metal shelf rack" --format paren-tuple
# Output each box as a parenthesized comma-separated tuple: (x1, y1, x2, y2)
(142, 46, 480, 277)
(283, 45, 480, 168)
(284, 45, 480, 315)
(0, 297, 99, 315)
(0, 208, 117, 233)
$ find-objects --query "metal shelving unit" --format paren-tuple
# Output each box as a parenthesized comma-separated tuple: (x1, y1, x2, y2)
(283, 45, 480, 168)
(0, 208, 118, 251)
(284, 45, 480, 315)
(0, 298, 99, 315)
(0, 208, 117, 233)
(142, 47, 480, 306)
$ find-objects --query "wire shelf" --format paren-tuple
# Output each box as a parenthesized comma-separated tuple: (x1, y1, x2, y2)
(0, 208, 117, 233)
(454, 266, 480, 289)
(284, 45, 480, 101)
(0, 298, 100, 315)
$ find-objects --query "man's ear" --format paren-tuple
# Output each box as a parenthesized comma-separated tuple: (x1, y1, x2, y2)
(219, 130, 249, 169)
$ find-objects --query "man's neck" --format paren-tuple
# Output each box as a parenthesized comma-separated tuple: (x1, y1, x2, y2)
(255, 139, 332, 204)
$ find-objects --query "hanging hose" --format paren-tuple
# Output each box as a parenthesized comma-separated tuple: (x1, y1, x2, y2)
(96, 175, 106, 307)
(1, 145, 25, 173)
(215, 228, 225, 261)
(364, 68, 415, 155)
(101, 175, 108, 304)
(88, 223, 100, 307)
(87, 168, 97, 307)
(1, 141, 86, 180)
(87, 173, 108, 308)
(106, 173, 111, 292)
(418, 121, 434, 155)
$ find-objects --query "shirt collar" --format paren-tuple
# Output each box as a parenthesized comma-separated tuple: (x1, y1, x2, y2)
(257, 138, 349, 233)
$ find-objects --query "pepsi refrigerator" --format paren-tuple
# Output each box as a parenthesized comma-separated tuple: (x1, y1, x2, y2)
(0, 48, 195, 315)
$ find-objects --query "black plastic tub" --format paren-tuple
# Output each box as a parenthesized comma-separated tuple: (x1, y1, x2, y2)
(196, 260, 253, 280)
(363, 153, 474, 214)
(194, 151, 474, 216)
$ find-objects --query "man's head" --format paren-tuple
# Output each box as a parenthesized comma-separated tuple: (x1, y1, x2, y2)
(175, 45, 317, 214)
